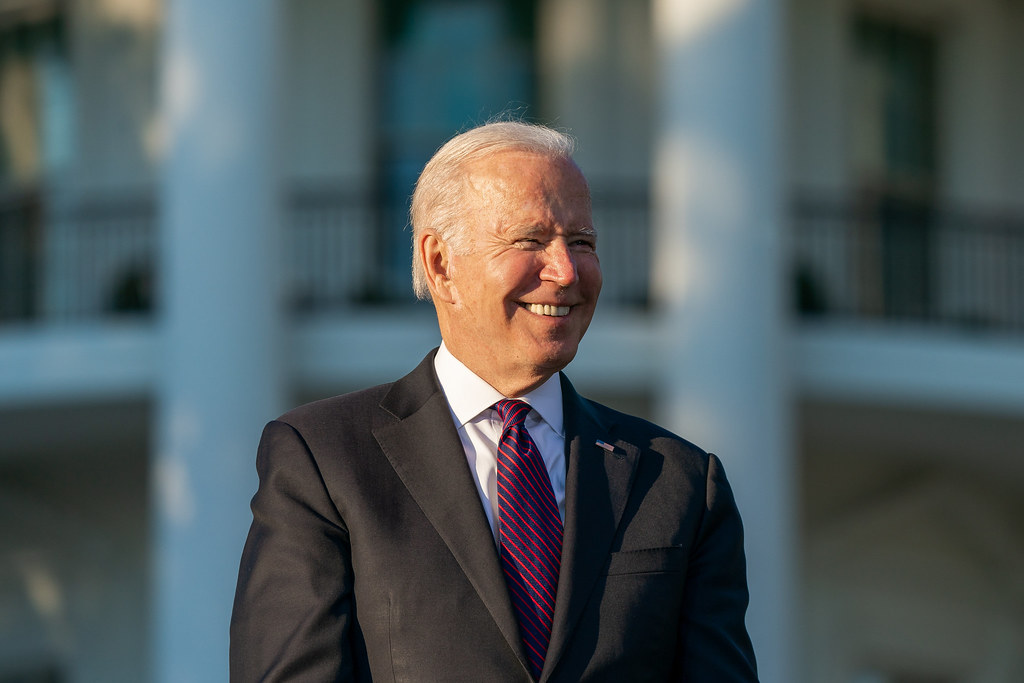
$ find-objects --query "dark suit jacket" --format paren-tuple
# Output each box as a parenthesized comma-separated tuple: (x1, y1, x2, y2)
(230, 351, 757, 682)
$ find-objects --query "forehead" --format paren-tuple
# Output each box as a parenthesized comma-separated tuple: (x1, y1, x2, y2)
(461, 150, 591, 225)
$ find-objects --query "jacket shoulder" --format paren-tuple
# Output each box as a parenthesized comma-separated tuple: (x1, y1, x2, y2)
(272, 349, 440, 435)
(274, 382, 394, 436)
(581, 395, 711, 462)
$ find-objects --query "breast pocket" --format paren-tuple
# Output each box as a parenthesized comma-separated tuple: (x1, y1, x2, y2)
(605, 545, 686, 576)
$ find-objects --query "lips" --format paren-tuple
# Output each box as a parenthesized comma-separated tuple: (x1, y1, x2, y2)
(522, 303, 570, 317)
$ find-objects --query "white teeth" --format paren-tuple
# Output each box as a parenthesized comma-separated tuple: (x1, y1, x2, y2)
(526, 303, 570, 317)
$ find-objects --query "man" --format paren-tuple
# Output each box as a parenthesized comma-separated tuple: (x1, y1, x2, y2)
(230, 122, 758, 682)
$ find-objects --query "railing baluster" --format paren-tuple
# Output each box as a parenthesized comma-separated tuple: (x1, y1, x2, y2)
(793, 192, 1024, 333)
(3, 187, 1020, 333)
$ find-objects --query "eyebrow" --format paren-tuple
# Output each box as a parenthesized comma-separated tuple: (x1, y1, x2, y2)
(506, 224, 596, 238)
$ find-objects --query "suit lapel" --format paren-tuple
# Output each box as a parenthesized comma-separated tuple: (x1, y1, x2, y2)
(542, 375, 641, 681)
(372, 352, 529, 671)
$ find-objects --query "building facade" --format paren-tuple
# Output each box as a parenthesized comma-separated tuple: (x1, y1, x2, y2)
(0, 0, 1022, 681)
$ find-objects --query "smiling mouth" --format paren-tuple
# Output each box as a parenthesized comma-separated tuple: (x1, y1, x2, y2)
(522, 303, 571, 317)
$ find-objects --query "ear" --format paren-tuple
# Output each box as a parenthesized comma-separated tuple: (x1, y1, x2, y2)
(420, 231, 456, 304)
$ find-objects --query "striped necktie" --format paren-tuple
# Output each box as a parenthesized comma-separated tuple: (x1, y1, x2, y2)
(494, 399, 563, 680)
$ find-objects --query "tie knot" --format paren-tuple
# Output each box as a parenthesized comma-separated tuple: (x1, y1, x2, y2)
(493, 399, 530, 429)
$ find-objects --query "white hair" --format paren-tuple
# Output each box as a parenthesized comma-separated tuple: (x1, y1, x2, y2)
(409, 121, 577, 300)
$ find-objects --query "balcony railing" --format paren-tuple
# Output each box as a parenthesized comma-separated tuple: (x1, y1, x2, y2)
(0, 190, 155, 322)
(286, 184, 651, 309)
(3, 187, 1022, 335)
(0, 188, 42, 320)
(0, 185, 652, 323)
(793, 193, 1024, 333)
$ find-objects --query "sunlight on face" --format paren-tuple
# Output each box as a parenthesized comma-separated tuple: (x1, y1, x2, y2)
(439, 151, 602, 396)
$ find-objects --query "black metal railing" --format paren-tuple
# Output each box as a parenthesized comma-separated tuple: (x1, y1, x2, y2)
(0, 191, 157, 323)
(62, 194, 156, 318)
(4, 187, 1021, 335)
(0, 188, 42, 321)
(793, 193, 1024, 332)
(591, 186, 651, 308)
(287, 183, 652, 310)
(0, 184, 652, 323)
(287, 185, 388, 310)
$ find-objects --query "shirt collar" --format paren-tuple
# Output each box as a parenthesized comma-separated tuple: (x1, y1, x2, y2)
(434, 342, 564, 436)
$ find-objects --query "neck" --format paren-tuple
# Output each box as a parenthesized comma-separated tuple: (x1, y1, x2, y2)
(441, 342, 553, 398)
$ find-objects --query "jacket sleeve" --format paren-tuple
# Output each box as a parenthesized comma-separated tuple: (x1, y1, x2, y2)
(229, 420, 361, 682)
(674, 453, 759, 682)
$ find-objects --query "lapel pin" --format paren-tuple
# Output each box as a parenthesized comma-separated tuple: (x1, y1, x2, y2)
(595, 440, 616, 453)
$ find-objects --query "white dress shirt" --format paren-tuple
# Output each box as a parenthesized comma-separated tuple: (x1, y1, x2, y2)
(433, 343, 567, 542)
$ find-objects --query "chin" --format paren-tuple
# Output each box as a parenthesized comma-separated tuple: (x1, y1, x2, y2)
(533, 343, 580, 372)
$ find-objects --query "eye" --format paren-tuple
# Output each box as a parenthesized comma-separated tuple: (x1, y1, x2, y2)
(572, 238, 596, 251)
(515, 237, 543, 248)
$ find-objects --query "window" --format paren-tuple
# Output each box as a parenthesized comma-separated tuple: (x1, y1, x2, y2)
(0, 11, 72, 184)
(0, 8, 71, 320)
(851, 16, 939, 320)
(376, 0, 536, 301)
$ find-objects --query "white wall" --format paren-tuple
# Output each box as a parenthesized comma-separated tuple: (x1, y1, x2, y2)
(0, 447, 148, 683)
(788, 0, 849, 193)
(802, 454, 1024, 683)
(537, 0, 653, 184)
(283, 0, 376, 187)
(788, 0, 1024, 209)
(70, 0, 161, 194)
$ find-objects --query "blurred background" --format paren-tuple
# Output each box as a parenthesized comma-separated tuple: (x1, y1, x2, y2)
(0, 0, 1022, 681)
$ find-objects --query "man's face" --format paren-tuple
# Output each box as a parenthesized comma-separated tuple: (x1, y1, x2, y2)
(437, 150, 602, 396)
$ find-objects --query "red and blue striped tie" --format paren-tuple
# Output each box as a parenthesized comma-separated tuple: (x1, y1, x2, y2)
(494, 399, 562, 680)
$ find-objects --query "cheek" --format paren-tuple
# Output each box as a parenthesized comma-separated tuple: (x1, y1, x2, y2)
(495, 256, 543, 293)
(580, 257, 603, 292)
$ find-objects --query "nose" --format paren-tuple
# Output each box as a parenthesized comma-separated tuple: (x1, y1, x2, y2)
(541, 239, 579, 286)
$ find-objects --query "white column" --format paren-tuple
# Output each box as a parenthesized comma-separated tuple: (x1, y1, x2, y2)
(651, 2, 796, 682)
(154, 2, 284, 681)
